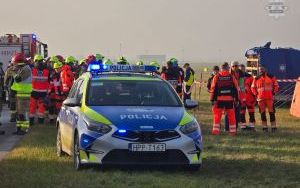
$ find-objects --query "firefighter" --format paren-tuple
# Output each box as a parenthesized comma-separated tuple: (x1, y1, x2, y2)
(136, 61, 144, 66)
(4, 63, 17, 122)
(29, 55, 50, 125)
(48, 62, 64, 123)
(161, 66, 167, 80)
(210, 63, 239, 136)
(65, 56, 78, 79)
(150, 61, 160, 75)
(95, 54, 104, 63)
(10, 53, 32, 135)
(117, 56, 129, 65)
(207, 65, 220, 92)
(239, 64, 256, 131)
(183, 63, 195, 103)
(251, 66, 279, 132)
(78, 59, 88, 76)
(61, 62, 75, 96)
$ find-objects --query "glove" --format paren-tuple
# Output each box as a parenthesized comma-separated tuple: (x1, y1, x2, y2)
(15, 76, 22, 83)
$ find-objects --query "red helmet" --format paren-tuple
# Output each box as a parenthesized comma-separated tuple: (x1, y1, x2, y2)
(12, 53, 26, 64)
(56, 55, 65, 63)
(86, 54, 96, 64)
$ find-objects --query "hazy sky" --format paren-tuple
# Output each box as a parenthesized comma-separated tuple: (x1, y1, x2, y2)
(1, 0, 299, 63)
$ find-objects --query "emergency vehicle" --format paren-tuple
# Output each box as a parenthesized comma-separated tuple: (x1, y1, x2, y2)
(0, 34, 48, 70)
(56, 63, 202, 170)
(245, 42, 300, 103)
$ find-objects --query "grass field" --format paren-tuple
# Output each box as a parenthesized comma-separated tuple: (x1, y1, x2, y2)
(0, 70, 299, 188)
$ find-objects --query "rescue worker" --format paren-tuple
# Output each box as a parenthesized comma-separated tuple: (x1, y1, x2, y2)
(29, 55, 50, 125)
(207, 65, 220, 92)
(117, 56, 129, 65)
(183, 63, 195, 103)
(10, 53, 32, 135)
(224, 61, 243, 131)
(4, 61, 18, 122)
(161, 66, 167, 80)
(165, 60, 181, 91)
(61, 62, 75, 96)
(95, 54, 104, 63)
(239, 64, 256, 131)
(86, 55, 96, 65)
(65, 56, 78, 78)
(210, 63, 239, 136)
(78, 59, 88, 76)
(251, 66, 279, 132)
(171, 58, 184, 98)
(149, 61, 160, 75)
(48, 62, 64, 123)
(103, 59, 113, 66)
(136, 61, 144, 66)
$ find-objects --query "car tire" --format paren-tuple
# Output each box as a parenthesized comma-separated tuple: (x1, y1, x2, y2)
(56, 126, 64, 157)
(73, 133, 83, 170)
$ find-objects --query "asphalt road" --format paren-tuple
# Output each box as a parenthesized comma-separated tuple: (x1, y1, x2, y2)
(0, 106, 23, 161)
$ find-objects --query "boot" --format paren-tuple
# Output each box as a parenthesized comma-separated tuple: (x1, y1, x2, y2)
(262, 127, 268, 132)
(38, 118, 44, 124)
(212, 130, 220, 135)
(13, 128, 26, 135)
(49, 119, 55, 124)
(29, 117, 35, 126)
(229, 132, 237, 136)
(271, 127, 277, 133)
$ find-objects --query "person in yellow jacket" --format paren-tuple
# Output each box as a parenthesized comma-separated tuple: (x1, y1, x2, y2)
(10, 53, 32, 135)
(183, 63, 195, 103)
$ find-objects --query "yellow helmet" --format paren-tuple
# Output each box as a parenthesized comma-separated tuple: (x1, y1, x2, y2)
(53, 62, 63, 69)
(34, 54, 44, 62)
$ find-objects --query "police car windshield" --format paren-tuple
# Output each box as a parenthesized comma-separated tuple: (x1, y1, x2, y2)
(87, 80, 182, 107)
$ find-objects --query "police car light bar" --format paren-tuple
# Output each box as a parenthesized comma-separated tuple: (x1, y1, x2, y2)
(88, 62, 157, 73)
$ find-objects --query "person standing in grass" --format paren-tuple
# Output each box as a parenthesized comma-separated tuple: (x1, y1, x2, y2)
(251, 66, 279, 132)
(207, 65, 220, 92)
(210, 63, 239, 136)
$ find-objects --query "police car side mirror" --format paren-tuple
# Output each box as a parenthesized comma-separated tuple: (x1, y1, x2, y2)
(184, 99, 198, 109)
(63, 98, 81, 107)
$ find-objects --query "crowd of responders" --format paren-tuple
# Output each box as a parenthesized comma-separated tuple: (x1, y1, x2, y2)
(0, 53, 279, 136)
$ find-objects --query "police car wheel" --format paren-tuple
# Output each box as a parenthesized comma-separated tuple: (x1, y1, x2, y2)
(56, 127, 64, 157)
(73, 134, 83, 170)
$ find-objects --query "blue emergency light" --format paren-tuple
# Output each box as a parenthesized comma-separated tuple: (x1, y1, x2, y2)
(88, 61, 157, 74)
(118, 129, 127, 134)
(32, 34, 37, 40)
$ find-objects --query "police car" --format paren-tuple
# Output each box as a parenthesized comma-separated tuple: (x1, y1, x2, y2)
(56, 63, 203, 170)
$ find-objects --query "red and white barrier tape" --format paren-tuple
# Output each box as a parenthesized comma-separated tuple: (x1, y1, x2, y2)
(277, 79, 299, 82)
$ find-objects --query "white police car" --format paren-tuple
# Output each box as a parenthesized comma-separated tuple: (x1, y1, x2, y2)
(56, 63, 202, 170)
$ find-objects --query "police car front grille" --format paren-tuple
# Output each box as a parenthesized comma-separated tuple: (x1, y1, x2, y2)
(102, 149, 189, 165)
(112, 130, 181, 142)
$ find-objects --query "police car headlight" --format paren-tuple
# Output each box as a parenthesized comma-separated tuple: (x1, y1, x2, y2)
(83, 116, 112, 134)
(180, 120, 200, 135)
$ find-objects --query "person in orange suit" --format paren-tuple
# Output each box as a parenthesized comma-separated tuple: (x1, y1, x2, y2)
(61, 64, 74, 95)
(239, 64, 256, 131)
(251, 66, 279, 132)
(210, 63, 239, 136)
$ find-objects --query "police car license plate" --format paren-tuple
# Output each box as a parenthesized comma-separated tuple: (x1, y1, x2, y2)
(129, 143, 166, 152)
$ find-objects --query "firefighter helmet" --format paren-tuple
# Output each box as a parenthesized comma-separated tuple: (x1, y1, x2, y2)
(95, 54, 104, 61)
(34, 54, 44, 62)
(78, 59, 86, 65)
(50, 56, 59, 63)
(66, 56, 77, 64)
(117, 56, 128, 65)
(103, 59, 113, 65)
(136, 61, 144, 66)
(150, 61, 160, 70)
(53, 62, 63, 69)
(12, 53, 26, 64)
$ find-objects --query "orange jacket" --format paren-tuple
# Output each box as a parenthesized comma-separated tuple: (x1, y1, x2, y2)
(31, 68, 50, 93)
(251, 73, 279, 101)
(61, 65, 74, 94)
(210, 70, 239, 101)
(244, 73, 256, 102)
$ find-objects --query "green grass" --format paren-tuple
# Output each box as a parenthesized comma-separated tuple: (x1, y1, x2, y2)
(0, 69, 299, 188)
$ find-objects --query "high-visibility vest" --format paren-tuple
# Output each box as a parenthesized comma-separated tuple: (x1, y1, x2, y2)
(32, 68, 49, 93)
(185, 72, 194, 86)
(11, 66, 32, 97)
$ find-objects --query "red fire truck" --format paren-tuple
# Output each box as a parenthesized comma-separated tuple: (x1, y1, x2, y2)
(0, 34, 48, 70)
